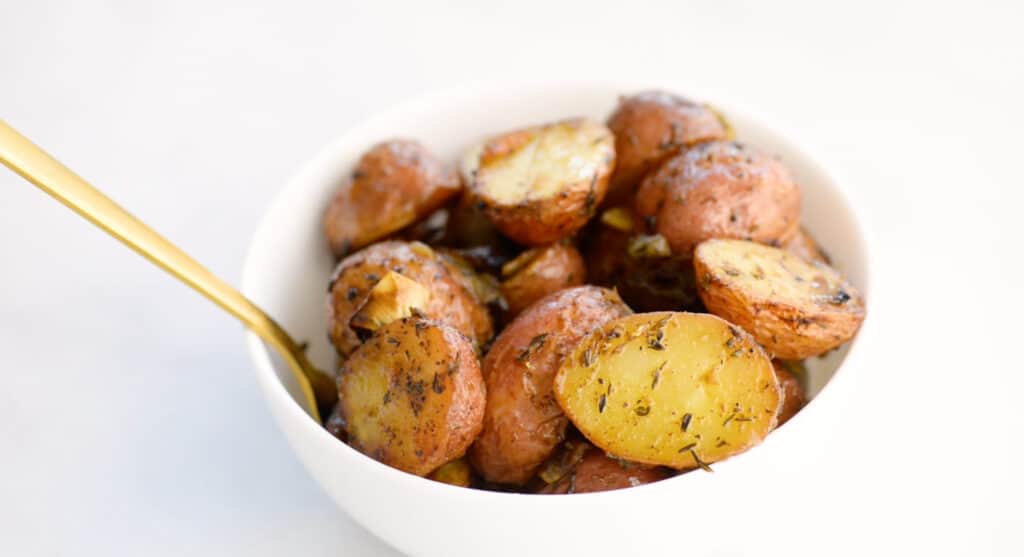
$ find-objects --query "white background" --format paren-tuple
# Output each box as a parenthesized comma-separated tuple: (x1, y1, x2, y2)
(1, 1, 1022, 555)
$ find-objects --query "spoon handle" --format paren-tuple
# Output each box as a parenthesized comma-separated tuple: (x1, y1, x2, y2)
(0, 119, 333, 421)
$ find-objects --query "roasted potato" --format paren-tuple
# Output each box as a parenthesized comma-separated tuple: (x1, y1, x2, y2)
(324, 140, 461, 257)
(348, 271, 431, 339)
(773, 361, 806, 426)
(428, 458, 474, 487)
(500, 242, 586, 317)
(606, 91, 728, 205)
(784, 226, 832, 265)
(554, 312, 781, 470)
(468, 286, 632, 485)
(694, 239, 866, 359)
(584, 208, 702, 312)
(634, 141, 802, 254)
(338, 317, 485, 476)
(537, 441, 671, 494)
(328, 241, 493, 356)
(462, 118, 615, 246)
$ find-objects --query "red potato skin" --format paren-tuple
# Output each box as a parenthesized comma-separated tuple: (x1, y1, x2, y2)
(785, 226, 832, 265)
(468, 286, 632, 485)
(501, 243, 587, 318)
(605, 91, 728, 206)
(635, 141, 802, 255)
(324, 140, 461, 257)
(538, 447, 672, 494)
(327, 241, 492, 357)
(773, 362, 807, 426)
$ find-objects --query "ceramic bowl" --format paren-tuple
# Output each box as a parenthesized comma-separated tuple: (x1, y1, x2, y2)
(242, 81, 872, 557)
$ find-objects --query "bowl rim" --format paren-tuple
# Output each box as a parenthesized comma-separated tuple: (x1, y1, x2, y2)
(241, 79, 875, 502)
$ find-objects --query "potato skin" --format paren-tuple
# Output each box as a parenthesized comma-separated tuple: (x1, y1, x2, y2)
(338, 317, 485, 476)
(327, 241, 493, 357)
(773, 361, 806, 426)
(694, 239, 866, 359)
(785, 226, 832, 265)
(324, 140, 461, 257)
(468, 286, 632, 485)
(635, 141, 802, 254)
(606, 91, 727, 205)
(554, 312, 780, 470)
(464, 118, 615, 246)
(500, 242, 586, 317)
(538, 445, 671, 494)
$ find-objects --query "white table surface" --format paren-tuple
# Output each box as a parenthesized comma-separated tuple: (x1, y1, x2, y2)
(1, 1, 1022, 555)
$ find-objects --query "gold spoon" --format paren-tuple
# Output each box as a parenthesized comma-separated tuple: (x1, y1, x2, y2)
(0, 119, 336, 422)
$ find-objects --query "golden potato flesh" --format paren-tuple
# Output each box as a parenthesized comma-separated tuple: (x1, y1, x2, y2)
(694, 239, 866, 359)
(427, 458, 473, 487)
(338, 317, 485, 476)
(554, 312, 780, 470)
(348, 271, 431, 339)
(463, 118, 615, 245)
(324, 140, 461, 257)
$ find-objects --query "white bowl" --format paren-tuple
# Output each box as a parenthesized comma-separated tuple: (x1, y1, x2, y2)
(242, 81, 872, 557)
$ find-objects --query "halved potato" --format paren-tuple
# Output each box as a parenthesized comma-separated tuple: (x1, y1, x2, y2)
(537, 442, 671, 494)
(428, 458, 474, 487)
(500, 241, 586, 317)
(468, 286, 632, 485)
(694, 239, 866, 359)
(328, 241, 493, 356)
(349, 271, 431, 339)
(634, 140, 801, 254)
(324, 140, 461, 256)
(462, 118, 615, 245)
(605, 91, 728, 205)
(554, 312, 780, 470)
(338, 317, 485, 476)
(784, 226, 832, 265)
(773, 361, 807, 426)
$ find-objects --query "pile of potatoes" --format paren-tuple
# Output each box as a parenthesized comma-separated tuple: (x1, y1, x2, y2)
(319, 91, 865, 494)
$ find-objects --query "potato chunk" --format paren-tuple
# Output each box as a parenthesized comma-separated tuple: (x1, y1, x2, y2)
(468, 286, 632, 485)
(463, 118, 615, 245)
(694, 239, 866, 359)
(500, 242, 586, 317)
(428, 458, 474, 487)
(773, 361, 807, 426)
(338, 317, 485, 476)
(554, 312, 780, 470)
(324, 140, 461, 256)
(537, 442, 671, 494)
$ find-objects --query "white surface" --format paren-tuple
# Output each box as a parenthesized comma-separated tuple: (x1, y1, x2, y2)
(0, 1, 1021, 555)
(241, 81, 874, 557)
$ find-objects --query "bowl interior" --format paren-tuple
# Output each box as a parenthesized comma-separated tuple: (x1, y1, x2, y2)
(243, 83, 868, 416)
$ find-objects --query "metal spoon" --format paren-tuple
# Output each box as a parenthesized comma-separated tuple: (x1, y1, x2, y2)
(0, 119, 336, 422)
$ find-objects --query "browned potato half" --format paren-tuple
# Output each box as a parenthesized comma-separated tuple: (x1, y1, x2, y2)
(554, 312, 781, 470)
(500, 242, 586, 317)
(468, 286, 632, 485)
(773, 361, 807, 426)
(584, 208, 702, 312)
(539, 444, 672, 494)
(324, 140, 461, 257)
(338, 317, 485, 476)
(606, 91, 728, 205)
(463, 118, 615, 246)
(328, 241, 493, 356)
(694, 239, 866, 359)
(635, 141, 801, 254)
(349, 271, 430, 339)
(785, 226, 832, 265)
(428, 458, 474, 487)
